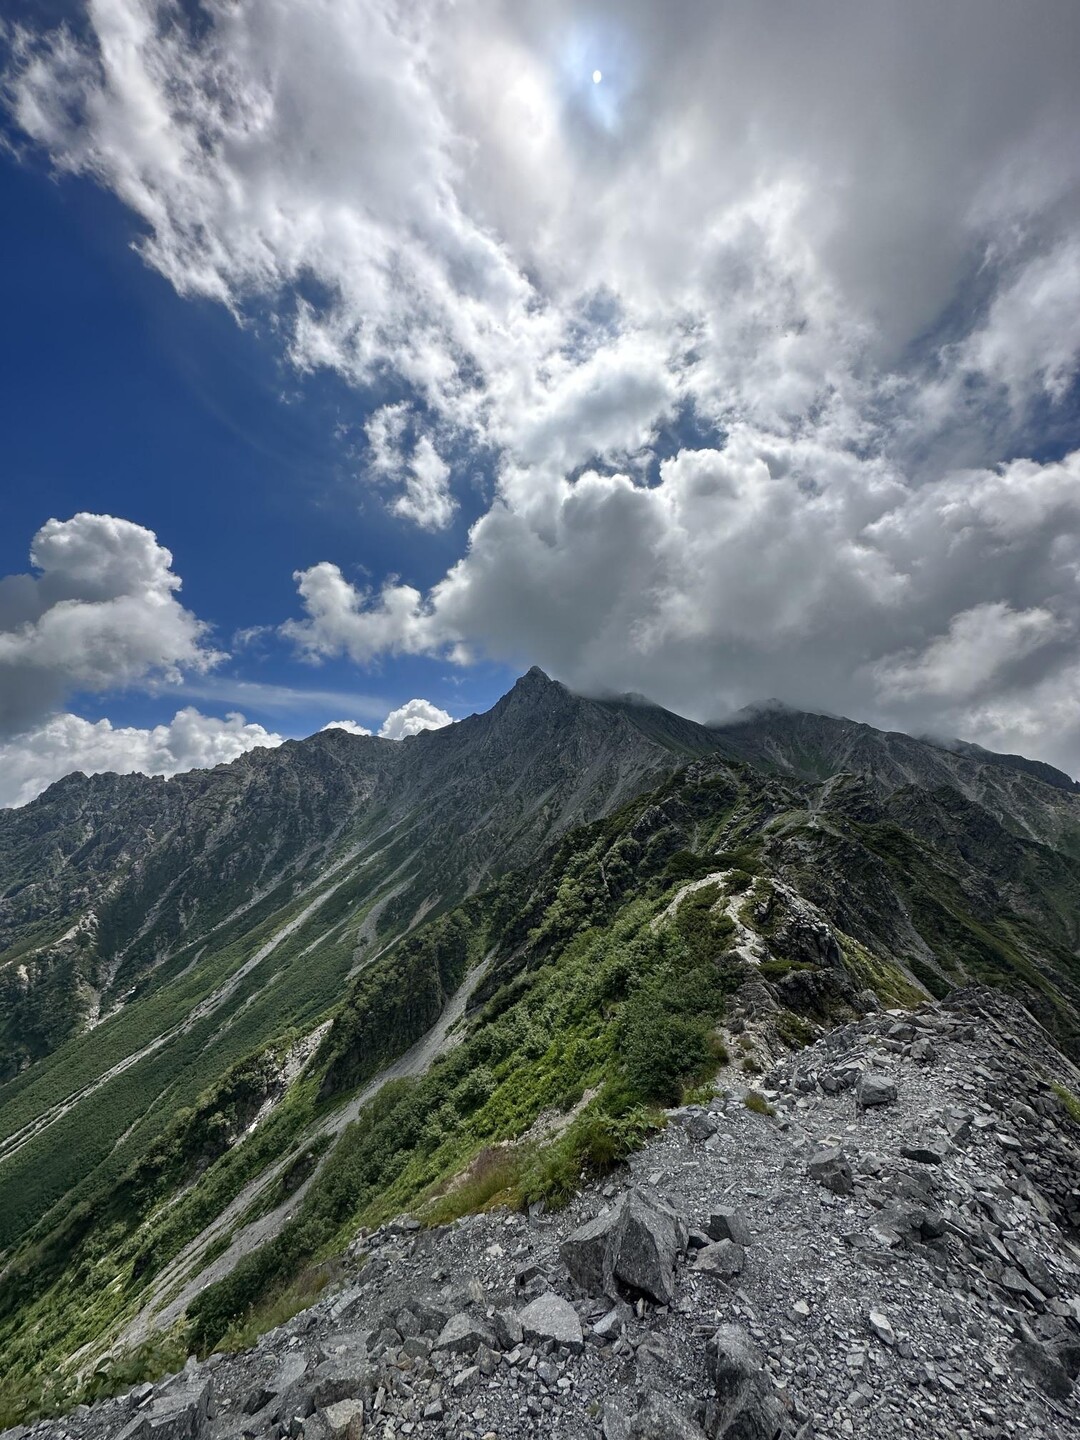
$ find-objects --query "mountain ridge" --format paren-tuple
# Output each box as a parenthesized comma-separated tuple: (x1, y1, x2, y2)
(2, 669, 1080, 1423)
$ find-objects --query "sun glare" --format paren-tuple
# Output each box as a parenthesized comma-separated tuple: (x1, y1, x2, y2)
(592, 69, 602, 83)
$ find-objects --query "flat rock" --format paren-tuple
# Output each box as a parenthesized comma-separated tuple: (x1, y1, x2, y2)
(857, 1072, 898, 1107)
(518, 1291, 584, 1353)
(433, 1311, 496, 1354)
(695, 1239, 745, 1277)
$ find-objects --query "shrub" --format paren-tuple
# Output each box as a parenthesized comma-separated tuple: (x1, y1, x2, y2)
(775, 1010, 815, 1049)
(521, 1103, 663, 1209)
(622, 1005, 712, 1105)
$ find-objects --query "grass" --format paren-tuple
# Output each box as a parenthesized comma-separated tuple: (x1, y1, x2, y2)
(743, 1091, 775, 1117)
(1052, 1082, 1080, 1124)
(216, 1263, 338, 1354)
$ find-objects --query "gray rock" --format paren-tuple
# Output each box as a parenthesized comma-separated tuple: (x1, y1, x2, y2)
(857, 1072, 898, 1107)
(899, 1140, 947, 1165)
(319, 1399, 364, 1440)
(684, 1111, 720, 1142)
(695, 1240, 745, 1277)
(491, 1306, 523, 1349)
(630, 1393, 708, 1439)
(518, 1291, 584, 1353)
(868, 1310, 896, 1346)
(1011, 1334, 1076, 1400)
(561, 1205, 624, 1296)
(807, 1146, 854, 1196)
(310, 1351, 371, 1408)
(270, 1354, 310, 1396)
(433, 1311, 496, 1355)
(613, 1191, 687, 1305)
(705, 1324, 788, 1440)
(143, 1379, 214, 1440)
(603, 1395, 634, 1440)
(592, 1305, 626, 1341)
(706, 1207, 752, 1246)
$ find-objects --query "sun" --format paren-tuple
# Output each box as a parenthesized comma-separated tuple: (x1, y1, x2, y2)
(592, 69, 602, 84)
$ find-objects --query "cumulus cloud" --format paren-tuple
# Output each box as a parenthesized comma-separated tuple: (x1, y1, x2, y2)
(8, 2, 1080, 769)
(0, 708, 282, 808)
(322, 701, 451, 739)
(378, 699, 453, 740)
(0, 513, 222, 736)
(321, 719, 373, 737)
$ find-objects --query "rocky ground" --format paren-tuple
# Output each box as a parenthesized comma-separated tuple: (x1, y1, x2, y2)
(7, 986, 1080, 1440)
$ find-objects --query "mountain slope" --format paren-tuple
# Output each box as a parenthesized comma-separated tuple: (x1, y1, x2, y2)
(710, 704, 1080, 855)
(3, 674, 1080, 1422)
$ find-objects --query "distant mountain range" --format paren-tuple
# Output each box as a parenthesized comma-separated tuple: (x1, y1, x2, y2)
(2, 669, 1079, 1421)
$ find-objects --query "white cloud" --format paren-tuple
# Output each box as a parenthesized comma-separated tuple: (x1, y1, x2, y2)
(364, 406, 457, 530)
(379, 699, 453, 740)
(872, 603, 1065, 704)
(0, 708, 282, 809)
(321, 718, 372, 736)
(0, 513, 222, 736)
(8, 2, 1080, 770)
(280, 562, 438, 665)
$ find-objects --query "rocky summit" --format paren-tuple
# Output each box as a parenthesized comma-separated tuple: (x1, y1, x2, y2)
(8, 988, 1080, 1440)
(3, 674, 1080, 1437)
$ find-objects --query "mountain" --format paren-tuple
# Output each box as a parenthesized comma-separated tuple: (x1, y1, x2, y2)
(710, 703, 1080, 854)
(2, 671, 1080, 1424)
(0, 668, 718, 1077)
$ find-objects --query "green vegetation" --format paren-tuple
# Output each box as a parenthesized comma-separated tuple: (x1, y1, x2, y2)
(1052, 1082, 1080, 1125)
(743, 1090, 775, 1116)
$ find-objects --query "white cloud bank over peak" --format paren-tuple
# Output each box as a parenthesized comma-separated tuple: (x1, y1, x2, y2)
(0, 513, 222, 736)
(323, 699, 453, 741)
(0, 708, 283, 809)
(379, 699, 453, 740)
(8, 3, 1080, 770)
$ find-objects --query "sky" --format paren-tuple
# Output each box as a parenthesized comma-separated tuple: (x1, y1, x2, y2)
(1, 0, 1079, 806)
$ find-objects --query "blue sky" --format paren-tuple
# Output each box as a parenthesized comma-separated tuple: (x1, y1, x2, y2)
(1, 1, 1079, 803)
(0, 152, 517, 741)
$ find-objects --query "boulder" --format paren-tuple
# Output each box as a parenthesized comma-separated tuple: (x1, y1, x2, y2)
(311, 1351, 371, 1408)
(1012, 1334, 1076, 1400)
(492, 1307, 523, 1349)
(561, 1205, 625, 1296)
(518, 1292, 584, 1353)
(143, 1379, 214, 1440)
(695, 1240, 745, 1277)
(613, 1191, 688, 1305)
(705, 1325, 788, 1440)
(433, 1311, 496, 1355)
(857, 1072, 898, 1108)
(900, 1140, 947, 1165)
(706, 1207, 752, 1246)
(807, 1146, 854, 1196)
(321, 1399, 365, 1440)
(630, 1394, 709, 1439)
